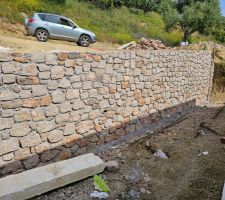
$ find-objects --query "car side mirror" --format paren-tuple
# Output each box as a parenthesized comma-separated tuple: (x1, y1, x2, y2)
(72, 26, 76, 29)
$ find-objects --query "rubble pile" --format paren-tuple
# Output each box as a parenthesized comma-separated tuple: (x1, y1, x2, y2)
(118, 37, 168, 50)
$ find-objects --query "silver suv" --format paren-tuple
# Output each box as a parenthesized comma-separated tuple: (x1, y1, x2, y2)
(25, 13, 96, 47)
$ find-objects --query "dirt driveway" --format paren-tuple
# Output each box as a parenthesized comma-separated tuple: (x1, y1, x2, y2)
(0, 34, 119, 53)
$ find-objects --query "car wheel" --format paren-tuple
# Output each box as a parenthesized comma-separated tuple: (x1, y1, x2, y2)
(35, 29, 49, 42)
(78, 35, 91, 47)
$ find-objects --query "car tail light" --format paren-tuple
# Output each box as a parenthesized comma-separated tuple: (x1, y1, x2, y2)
(28, 18, 35, 23)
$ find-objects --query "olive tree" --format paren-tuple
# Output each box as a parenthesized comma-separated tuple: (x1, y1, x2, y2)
(159, 0, 222, 41)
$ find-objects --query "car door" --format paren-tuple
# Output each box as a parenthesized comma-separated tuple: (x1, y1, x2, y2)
(58, 18, 76, 41)
(42, 14, 62, 38)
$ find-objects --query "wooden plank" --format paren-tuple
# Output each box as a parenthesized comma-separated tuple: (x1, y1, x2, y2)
(118, 41, 136, 50)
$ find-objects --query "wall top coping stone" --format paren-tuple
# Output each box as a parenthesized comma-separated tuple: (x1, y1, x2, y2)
(0, 50, 212, 56)
(0, 50, 212, 63)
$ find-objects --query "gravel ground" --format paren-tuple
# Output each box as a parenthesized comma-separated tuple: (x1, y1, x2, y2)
(0, 35, 119, 53)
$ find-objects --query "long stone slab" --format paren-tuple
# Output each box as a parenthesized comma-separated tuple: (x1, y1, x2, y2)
(0, 153, 105, 200)
(222, 182, 225, 200)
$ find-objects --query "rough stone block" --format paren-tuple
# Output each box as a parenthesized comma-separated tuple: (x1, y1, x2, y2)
(39, 71, 50, 80)
(23, 154, 40, 170)
(0, 138, 19, 156)
(2, 160, 23, 175)
(36, 120, 56, 133)
(1, 99, 22, 109)
(32, 85, 48, 97)
(77, 121, 94, 134)
(45, 53, 58, 65)
(51, 66, 64, 79)
(2, 62, 20, 74)
(17, 76, 39, 85)
(63, 134, 82, 145)
(0, 130, 10, 140)
(47, 130, 63, 143)
(54, 148, 71, 161)
(59, 78, 71, 88)
(14, 56, 30, 63)
(40, 95, 52, 106)
(40, 149, 60, 162)
(3, 153, 14, 161)
(0, 53, 13, 61)
(20, 132, 42, 148)
(68, 52, 80, 59)
(47, 80, 58, 89)
(52, 90, 65, 103)
(37, 64, 50, 72)
(10, 123, 31, 137)
(66, 89, 79, 100)
(59, 102, 72, 113)
(15, 148, 31, 160)
(0, 90, 19, 101)
(55, 113, 69, 124)
(45, 104, 59, 117)
(20, 90, 32, 99)
(22, 99, 39, 108)
(34, 142, 50, 154)
(70, 111, 81, 122)
(14, 109, 31, 122)
(20, 64, 37, 76)
(0, 118, 13, 130)
(58, 52, 68, 61)
(31, 108, 45, 121)
(31, 53, 45, 63)
(64, 123, 76, 135)
(2, 74, 16, 84)
(73, 99, 85, 110)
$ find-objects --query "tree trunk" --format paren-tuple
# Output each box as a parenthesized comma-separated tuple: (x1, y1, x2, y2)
(183, 30, 190, 42)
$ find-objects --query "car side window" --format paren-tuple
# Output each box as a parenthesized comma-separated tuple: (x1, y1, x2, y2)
(38, 14, 45, 20)
(44, 15, 59, 24)
(60, 18, 74, 27)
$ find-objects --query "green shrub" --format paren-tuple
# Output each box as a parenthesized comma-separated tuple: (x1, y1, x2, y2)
(213, 29, 225, 43)
(112, 32, 133, 44)
(15, 0, 39, 11)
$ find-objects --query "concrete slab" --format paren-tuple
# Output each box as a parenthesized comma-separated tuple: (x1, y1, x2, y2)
(222, 182, 225, 200)
(0, 153, 105, 200)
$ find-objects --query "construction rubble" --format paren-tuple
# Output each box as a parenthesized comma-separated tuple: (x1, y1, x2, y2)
(118, 37, 168, 50)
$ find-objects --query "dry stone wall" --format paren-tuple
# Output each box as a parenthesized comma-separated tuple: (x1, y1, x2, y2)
(0, 50, 213, 176)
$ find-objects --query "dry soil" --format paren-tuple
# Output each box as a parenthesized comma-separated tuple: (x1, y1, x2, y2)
(32, 104, 225, 200)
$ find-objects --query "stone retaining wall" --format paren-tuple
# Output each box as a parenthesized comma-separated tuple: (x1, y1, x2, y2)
(0, 50, 213, 176)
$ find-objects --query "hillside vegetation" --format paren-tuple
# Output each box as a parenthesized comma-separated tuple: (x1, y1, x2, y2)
(0, 0, 211, 45)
